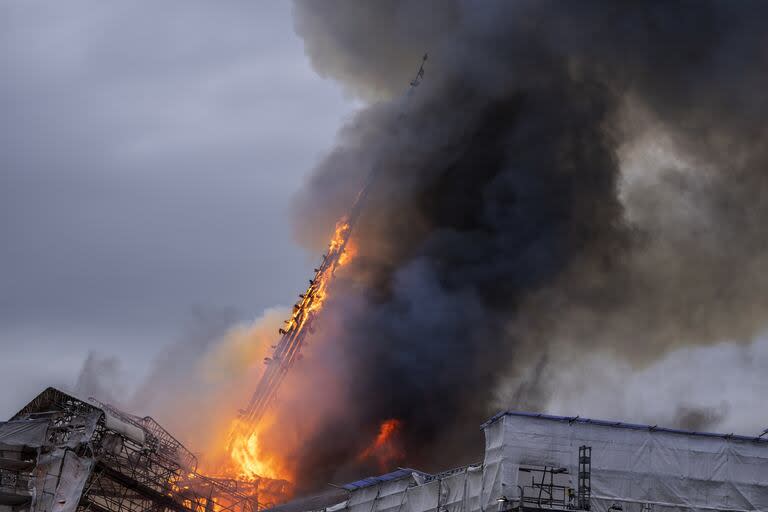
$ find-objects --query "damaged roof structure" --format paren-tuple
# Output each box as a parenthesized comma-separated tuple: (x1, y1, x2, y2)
(0, 388, 287, 512)
(2, 388, 767, 512)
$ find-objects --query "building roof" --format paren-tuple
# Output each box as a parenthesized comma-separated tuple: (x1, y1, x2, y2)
(262, 489, 349, 512)
(263, 468, 430, 512)
(341, 468, 428, 491)
(482, 410, 768, 444)
(11, 387, 101, 420)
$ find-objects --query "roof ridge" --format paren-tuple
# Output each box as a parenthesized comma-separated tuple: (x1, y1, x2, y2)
(482, 410, 768, 444)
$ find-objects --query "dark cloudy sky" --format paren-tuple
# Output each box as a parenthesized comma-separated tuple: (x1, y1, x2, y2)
(0, 1, 354, 416)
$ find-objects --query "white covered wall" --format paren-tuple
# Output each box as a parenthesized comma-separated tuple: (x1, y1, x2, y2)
(486, 414, 768, 512)
(341, 465, 503, 512)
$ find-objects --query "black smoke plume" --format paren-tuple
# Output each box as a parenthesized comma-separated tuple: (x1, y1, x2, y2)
(287, 0, 768, 491)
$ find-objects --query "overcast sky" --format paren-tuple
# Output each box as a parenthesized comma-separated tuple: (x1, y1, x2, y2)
(0, 2, 355, 416)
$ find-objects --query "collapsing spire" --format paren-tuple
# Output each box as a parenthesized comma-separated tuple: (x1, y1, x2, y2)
(235, 53, 428, 433)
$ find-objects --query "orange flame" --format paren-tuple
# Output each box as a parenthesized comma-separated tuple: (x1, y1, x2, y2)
(338, 239, 357, 267)
(357, 419, 405, 472)
(291, 220, 353, 319)
(227, 416, 290, 481)
(328, 219, 351, 253)
(206, 216, 358, 493)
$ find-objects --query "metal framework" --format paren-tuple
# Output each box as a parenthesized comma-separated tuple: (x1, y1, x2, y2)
(238, 186, 365, 428)
(1, 388, 287, 512)
(515, 466, 574, 511)
(237, 53, 429, 433)
(577, 446, 591, 511)
(89, 399, 199, 472)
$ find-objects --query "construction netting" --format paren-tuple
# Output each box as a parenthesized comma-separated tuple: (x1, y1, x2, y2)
(31, 449, 94, 512)
(341, 465, 501, 512)
(485, 412, 768, 512)
(290, 412, 768, 512)
(0, 419, 49, 448)
(290, 456, 505, 512)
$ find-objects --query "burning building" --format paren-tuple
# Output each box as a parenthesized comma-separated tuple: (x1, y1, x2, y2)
(4, 387, 765, 512)
(265, 412, 768, 512)
(5, 2, 768, 511)
(0, 388, 289, 512)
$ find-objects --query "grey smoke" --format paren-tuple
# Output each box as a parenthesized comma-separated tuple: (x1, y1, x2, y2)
(71, 307, 238, 413)
(130, 306, 239, 416)
(675, 405, 729, 432)
(287, 0, 768, 490)
(542, 336, 768, 435)
(75, 352, 124, 405)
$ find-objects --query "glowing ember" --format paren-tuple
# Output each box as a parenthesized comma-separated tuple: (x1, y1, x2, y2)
(357, 419, 405, 471)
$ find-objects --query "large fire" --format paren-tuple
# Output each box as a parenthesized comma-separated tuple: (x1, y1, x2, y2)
(198, 414, 293, 485)
(227, 416, 290, 481)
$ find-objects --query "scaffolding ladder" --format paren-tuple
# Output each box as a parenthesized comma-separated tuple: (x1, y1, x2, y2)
(577, 446, 591, 510)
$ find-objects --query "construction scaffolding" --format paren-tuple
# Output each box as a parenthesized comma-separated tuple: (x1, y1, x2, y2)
(0, 388, 287, 512)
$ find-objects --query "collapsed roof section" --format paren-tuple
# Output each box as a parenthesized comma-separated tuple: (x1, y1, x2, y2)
(0, 387, 285, 512)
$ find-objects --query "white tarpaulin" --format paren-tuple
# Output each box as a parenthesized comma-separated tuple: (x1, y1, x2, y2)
(0, 420, 49, 449)
(312, 462, 502, 512)
(30, 449, 94, 512)
(484, 412, 768, 512)
(293, 412, 767, 512)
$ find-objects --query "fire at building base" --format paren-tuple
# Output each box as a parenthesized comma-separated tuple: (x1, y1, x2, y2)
(2, 388, 767, 512)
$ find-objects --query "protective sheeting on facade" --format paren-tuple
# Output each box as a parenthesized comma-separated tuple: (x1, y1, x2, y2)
(485, 412, 768, 512)
(0, 420, 49, 449)
(334, 463, 501, 512)
(284, 457, 504, 512)
(30, 449, 94, 512)
(103, 412, 146, 445)
(272, 412, 768, 512)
